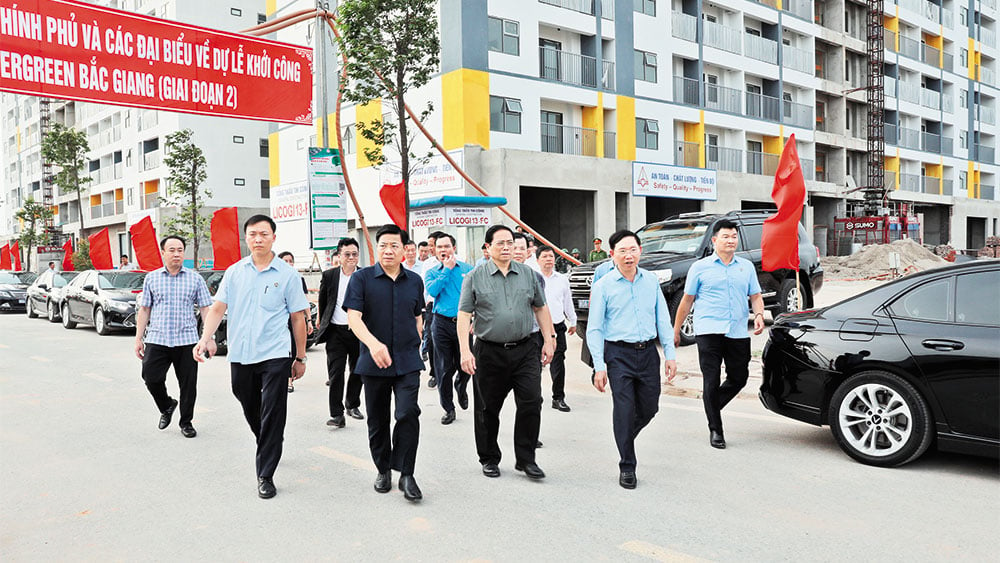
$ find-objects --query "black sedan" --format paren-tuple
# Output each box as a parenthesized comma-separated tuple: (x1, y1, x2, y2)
(26, 270, 81, 322)
(0, 271, 36, 313)
(761, 260, 999, 467)
(62, 270, 146, 335)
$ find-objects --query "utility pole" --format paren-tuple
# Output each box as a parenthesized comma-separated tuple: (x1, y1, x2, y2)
(316, 1, 330, 149)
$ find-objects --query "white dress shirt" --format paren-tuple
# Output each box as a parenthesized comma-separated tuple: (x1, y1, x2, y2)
(541, 269, 577, 326)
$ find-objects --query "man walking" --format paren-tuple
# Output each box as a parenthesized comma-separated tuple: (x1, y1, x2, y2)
(673, 219, 764, 450)
(588, 238, 608, 262)
(421, 233, 441, 389)
(587, 230, 676, 489)
(459, 225, 556, 481)
(316, 238, 364, 428)
(536, 245, 577, 412)
(403, 241, 422, 275)
(134, 235, 213, 438)
(194, 215, 309, 499)
(424, 232, 473, 425)
(345, 225, 426, 502)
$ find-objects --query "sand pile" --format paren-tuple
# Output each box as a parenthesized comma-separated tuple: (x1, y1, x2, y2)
(822, 238, 946, 280)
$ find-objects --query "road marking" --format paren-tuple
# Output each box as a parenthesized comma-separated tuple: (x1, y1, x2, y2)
(308, 446, 371, 470)
(619, 540, 712, 562)
(29, 355, 52, 362)
(82, 373, 112, 382)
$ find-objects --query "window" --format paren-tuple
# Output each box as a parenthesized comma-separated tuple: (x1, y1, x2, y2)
(488, 17, 519, 56)
(960, 89, 967, 108)
(635, 118, 659, 150)
(634, 50, 657, 83)
(341, 125, 355, 154)
(846, 106, 853, 131)
(230, 8, 242, 17)
(260, 179, 270, 199)
(234, 178, 245, 186)
(259, 138, 268, 157)
(634, 0, 656, 16)
(739, 223, 763, 251)
(489, 96, 522, 134)
(746, 27, 761, 37)
(960, 48, 968, 68)
(959, 131, 966, 148)
(705, 74, 719, 103)
(233, 135, 244, 144)
(959, 7, 967, 26)
(959, 171, 967, 192)
(257, 13, 267, 24)
(888, 278, 952, 322)
(704, 13, 717, 23)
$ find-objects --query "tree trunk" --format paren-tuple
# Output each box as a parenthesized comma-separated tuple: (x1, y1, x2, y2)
(396, 81, 409, 232)
(75, 170, 86, 233)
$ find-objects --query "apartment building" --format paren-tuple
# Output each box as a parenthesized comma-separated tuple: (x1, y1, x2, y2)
(272, 0, 998, 256)
(1, 0, 272, 267)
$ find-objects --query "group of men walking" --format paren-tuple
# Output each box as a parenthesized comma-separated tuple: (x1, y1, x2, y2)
(133, 214, 764, 500)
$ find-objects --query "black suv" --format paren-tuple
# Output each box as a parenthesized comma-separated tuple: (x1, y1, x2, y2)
(569, 211, 824, 345)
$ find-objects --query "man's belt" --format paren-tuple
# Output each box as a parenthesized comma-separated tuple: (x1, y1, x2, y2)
(434, 313, 457, 323)
(608, 339, 657, 350)
(479, 336, 531, 349)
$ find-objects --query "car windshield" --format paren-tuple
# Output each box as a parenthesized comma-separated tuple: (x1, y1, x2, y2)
(637, 222, 710, 253)
(97, 272, 146, 289)
(54, 272, 80, 287)
(0, 272, 23, 284)
(16, 272, 38, 284)
(198, 271, 225, 296)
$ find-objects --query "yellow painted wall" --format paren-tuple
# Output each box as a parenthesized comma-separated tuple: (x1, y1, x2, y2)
(355, 99, 383, 168)
(924, 34, 943, 67)
(441, 69, 490, 151)
(616, 95, 636, 161)
(268, 132, 280, 186)
(968, 39, 976, 79)
(763, 133, 784, 156)
(885, 155, 900, 190)
(266, 0, 276, 16)
(885, 16, 899, 51)
(681, 111, 706, 167)
(582, 93, 605, 158)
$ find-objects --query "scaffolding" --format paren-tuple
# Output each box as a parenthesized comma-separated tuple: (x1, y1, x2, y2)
(38, 98, 60, 242)
(864, 0, 886, 216)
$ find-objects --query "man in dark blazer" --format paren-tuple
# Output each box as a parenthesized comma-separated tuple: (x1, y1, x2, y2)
(317, 237, 364, 428)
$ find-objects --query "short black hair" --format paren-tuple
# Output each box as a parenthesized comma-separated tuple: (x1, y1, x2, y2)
(244, 214, 276, 233)
(525, 235, 536, 247)
(536, 245, 555, 258)
(277, 251, 294, 260)
(337, 237, 359, 251)
(376, 224, 409, 244)
(404, 241, 416, 248)
(481, 243, 487, 250)
(609, 229, 640, 250)
(417, 241, 428, 249)
(48, 261, 55, 266)
(159, 235, 186, 249)
(713, 219, 739, 235)
(511, 232, 528, 244)
(121, 254, 129, 260)
(435, 232, 456, 247)
(485, 225, 514, 244)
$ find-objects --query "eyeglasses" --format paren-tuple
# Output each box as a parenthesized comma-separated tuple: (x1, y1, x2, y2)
(341, 252, 359, 258)
(614, 247, 641, 255)
(490, 240, 514, 247)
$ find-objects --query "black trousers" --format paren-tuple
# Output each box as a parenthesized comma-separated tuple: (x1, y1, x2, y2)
(696, 334, 751, 433)
(362, 371, 421, 476)
(141, 343, 198, 426)
(422, 305, 435, 379)
(549, 322, 568, 401)
(605, 342, 661, 472)
(473, 338, 542, 466)
(431, 313, 471, 413)
(325, 324, 362, 417)
(231, 358, 292, 479)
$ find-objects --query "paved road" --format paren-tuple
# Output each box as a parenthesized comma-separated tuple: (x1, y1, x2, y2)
(1, 281, 997, 561)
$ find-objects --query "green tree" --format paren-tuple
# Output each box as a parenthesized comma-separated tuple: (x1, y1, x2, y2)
(14, 197, 54, 271)
(336, 0, 440, 227)
(161, 129, 210, 265)
(72, 239, 93, 271)
(40, 123, 91, 233)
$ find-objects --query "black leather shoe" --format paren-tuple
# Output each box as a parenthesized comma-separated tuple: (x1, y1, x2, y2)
(158, 399, 178, 430)
(441, 410, 455, 425)
(327, 415, 346, 428)
(536, 440, 543, 448)
(710, 430, 726, 449)
(180, 424, 197, 438)
(457, 388, 469, 410)
(257, 477, 276, 499)
(514, 462, 546, 480)
(619, 471, 637, 489)
(346, 408, 364, 420)
(552, 399, 571, 412)
(374, 472, 392, 493)
(481, 463, 500, 478)
(428, 377, 437, 389)
(398, 475, 422, 501)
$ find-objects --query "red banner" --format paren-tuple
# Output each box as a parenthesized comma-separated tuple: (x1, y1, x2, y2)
(762, 134, 806, 272)
(62, 239, 74, 271)
(380, 182, 406, 229)
(10, 241, 21, 270)
(88, 227, 113, 270)
(0, 0, 312, 125)
(0, 244, 10, 270)
(128, 216, 162, 271)
(211, 207, 241, 270)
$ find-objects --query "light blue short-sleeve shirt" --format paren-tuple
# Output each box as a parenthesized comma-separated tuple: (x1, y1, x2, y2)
(215, 255, 310, 364)
(684, 254, 762, 339)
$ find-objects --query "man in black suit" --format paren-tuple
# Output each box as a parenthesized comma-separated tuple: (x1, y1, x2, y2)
(317, 238, 364, 428)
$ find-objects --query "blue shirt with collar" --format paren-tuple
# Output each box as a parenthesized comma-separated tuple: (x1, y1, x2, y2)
(424, 259, 473, 317)
(214, 255, 310, 364)
(586, 266, 676, 372)
(684, 253, 762, 338)
(141, 266, 212, 347)
(343, 263, 425, 377)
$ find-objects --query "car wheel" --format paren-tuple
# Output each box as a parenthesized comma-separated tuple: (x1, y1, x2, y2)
(62, 303, 77, 329)
(48, 301, 60, 322)
(828, 371, 934, 467)
(26, 299, 38, 318)
(778, 277, 806, 315)
(94, 308, 110, 335)
(668, 292, 696, 347)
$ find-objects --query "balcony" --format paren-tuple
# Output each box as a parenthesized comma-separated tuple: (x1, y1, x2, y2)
(746, 91, 781, 121)
(942, 137, 954, 155)
(705, 82, 742, 114)
(539, 0, 594, 15)
(898, 35, 921, 60)
(745, 35, 778, 64)
(540, 123, 598, 157)
(920, 88, 941, 109)
(885, 123, 898, 144)
(921, 131, 941, 153)
(899, 173, 921, 192)
(943, 179, 953, 196)
(885, 29, 897, 52)
(705, 145, 743, 172)
(942, 7, 953, 28)
(674, 76, 700, 106)
(603, 131, 616, 159)
(982, 185, 996, 201)
(979, 106, 997, 125)
(921, 43, 940, 67)
(980, 67, 996, 86)
(922, 0, 939, 23)
(783, 99, 813, 128)
(138, 110, 158, 131)
(747, 151, 780, 176)
(703, 20, 742, 54)
(601, 60, 616, 91)
(539, 47, 605, 89)
(143, 150, 161, 170)
(974, 144, 997, 164)
(672, 13, 697, 42)
(783, 45, 814, 73)
(674, 141, 701, 167)
(898, 126, 921, 149)
(981, 28, 997, 49)
(782, 0, 812, 20)
(884, 76, 897, 98)
(898, 80, 920, 104)
(923, 176, 940, 194)
(884, 171, 896, 190)
(943, 52, 954, 73)
(143, 192, 159, 209)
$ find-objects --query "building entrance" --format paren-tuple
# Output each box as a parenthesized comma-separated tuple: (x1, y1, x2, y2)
(519, 186, 594, 254)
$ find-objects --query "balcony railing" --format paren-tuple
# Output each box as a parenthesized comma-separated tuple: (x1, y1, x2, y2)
(782, 0, 812, 19)
(703, 21, 742, 54)
(746, 91, 781, 121)
(705, 82, 742, 114)
(885, 29, 897, 52)
(783, 99, 813, 128)
(942, 92, 954, 112)
(923, 176, 940, 194)
(899, 173, 921, 192)
(539, 0, 594, 15)
(921, 131, 941, 153)
(921, 43, 940, 67)
(603, 131, 616, 159)
(539, 47, 603, 89)
(705, 145, 742, 172)
(980, 27, 997, 48)
(138, 110, 158, 131)
(800, 158, 815, 180)
(922, 0, 939, 23)
(943, 9, 954, 29)
(885, 124, 898, 144)
(747, 151, 780, 176)
(898, 80, 920, 104)
(943, 179, 953, 196)
(974, 145, 996, 164)
(942, 137, 954, 155)
(884, 170, 896, 190)
(898, 127, 921, 149)
(884, 76, 897, 98)
(979, 106, 997, 125)
(675, 141, 701, 167)
(898, 0, 921, 16)
(672, 13, 697, 42)
(143, 150, 161, 171)
(783, 45, 813, 73)
(981, 67, 996, 86)
(91, 205, 102, 219)
(756, 0, 779, 8)
(601, 60, 616, 91)
(674, 76, 700, 106)
(982, 185, 997, 201)
(540, 123, 598, 157)
(745, 35, 778, 64)
(899, 35, 921, 59)
(943, 52, 954, 72)
(143, 192, 159, 209)
(920, 88, 941, 109)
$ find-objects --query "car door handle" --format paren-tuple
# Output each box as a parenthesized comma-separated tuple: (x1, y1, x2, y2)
(921, 339, 965, 351)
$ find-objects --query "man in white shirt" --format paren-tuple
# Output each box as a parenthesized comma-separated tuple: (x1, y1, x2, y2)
(316, 238, 364, 428)
(537, 245, 577, 412)
(420, 232, 442, 388)
(403, 241, 423, 276)
(524, 235, 541, 272)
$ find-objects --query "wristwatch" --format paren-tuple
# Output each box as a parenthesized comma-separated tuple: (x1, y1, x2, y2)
(295, 356, 307, 364)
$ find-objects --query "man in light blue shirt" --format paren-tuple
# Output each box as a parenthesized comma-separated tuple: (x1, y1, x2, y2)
(587, 230, 676, 490)
(194, 215, 310, 500)
(673, 219, 765, 450)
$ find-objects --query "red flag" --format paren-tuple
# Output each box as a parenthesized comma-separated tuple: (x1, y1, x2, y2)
(762, 135, 806, 272)
(129, 216, 163, 271)
(10, 241, 22, 270)
(0, 244, 10, 270)
(88, 228, 114, 270)
(379, 182, 406, 229)
(62, 240, 75, 271)
(211, 207, 241, 269)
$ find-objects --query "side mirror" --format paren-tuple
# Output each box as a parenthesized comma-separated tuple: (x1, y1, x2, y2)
(39, 284, 49, 291)
(82, 284, 95, 292)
